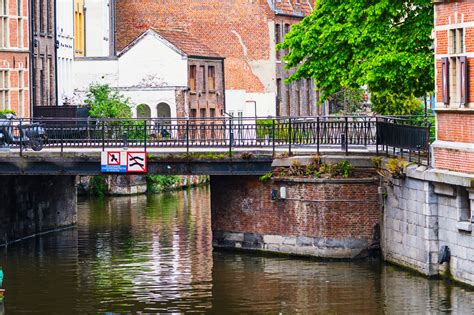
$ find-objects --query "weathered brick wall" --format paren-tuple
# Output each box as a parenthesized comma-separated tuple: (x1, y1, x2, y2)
(211, 175, 380, 259)
(115, 0, 274, 93)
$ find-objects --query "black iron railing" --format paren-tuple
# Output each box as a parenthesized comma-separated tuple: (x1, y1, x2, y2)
(376, 116, 433, 165)
(0, 116, 433, 164)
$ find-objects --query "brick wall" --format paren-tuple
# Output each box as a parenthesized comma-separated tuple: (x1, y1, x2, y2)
(434, 0, 474, 173)
(211, 175, 380, 259)
(0, 0, 30, 117)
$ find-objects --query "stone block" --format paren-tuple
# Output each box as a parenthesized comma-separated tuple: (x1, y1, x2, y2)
(434, 182, 456, 197)
(456, 222, 473, 233)
(282, 236, 296, 246)
(296, 236, 313, 247)
(263, 234, 283, 245)
(405, 178, 425, 191)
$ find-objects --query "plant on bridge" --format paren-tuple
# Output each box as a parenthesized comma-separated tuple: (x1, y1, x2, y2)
(278, 0, 434, 115)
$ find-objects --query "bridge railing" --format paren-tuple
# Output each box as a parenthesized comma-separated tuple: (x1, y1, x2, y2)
(376, 116, 433, 165)
(0, 116, 433, 164)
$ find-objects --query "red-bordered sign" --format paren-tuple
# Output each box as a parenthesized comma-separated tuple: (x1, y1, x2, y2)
(107, 151, 121, 166)
(126, 152, 147, 173)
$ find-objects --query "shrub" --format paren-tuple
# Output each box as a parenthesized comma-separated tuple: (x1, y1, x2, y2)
(146, 175, 181, 193)
(259, 172, 273, 182)
(90, 176, 108, 197)
(335, 160, 353, 178)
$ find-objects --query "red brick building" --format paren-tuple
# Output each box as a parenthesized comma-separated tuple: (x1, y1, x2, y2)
(115, 0, 320, 118)
(433, 0, 474, 173)
(0, 0, 29, 117)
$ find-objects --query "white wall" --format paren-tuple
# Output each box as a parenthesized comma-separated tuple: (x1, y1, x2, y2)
(56, 0, 75, 104)
(226, 90, 276, 119)
(73, 31, 187, 118)
(84, 0, 111, 57)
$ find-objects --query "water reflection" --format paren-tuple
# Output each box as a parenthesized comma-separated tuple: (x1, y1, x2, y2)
(0, 187, 472, 314)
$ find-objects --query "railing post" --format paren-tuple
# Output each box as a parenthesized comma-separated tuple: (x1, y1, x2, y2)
(345, 116, 349, 155)
(229, 117, 233, 158)
(288, 118, 292, 156)
(19, 119, 23, 157)
(375, 117, 379, 155)
(101, 121, 105, 152)
(317, 116, 320, 156)
(272, 119, 276, 157)
(144, 120, 147, 152)
(186, 119, 190, 155)
(60, 122, 64, 157)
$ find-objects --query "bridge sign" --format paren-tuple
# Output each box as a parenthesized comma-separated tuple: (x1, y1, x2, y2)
(126, 152, 147, 173)
(101, 150, 147, 173)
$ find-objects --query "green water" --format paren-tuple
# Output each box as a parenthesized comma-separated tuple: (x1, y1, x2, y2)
(0, 186, 473, 314)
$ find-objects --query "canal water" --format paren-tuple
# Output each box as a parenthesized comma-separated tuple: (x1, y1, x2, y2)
(0, 186, 473, 314)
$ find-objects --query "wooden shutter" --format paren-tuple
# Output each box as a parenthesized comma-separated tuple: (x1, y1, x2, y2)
(460, 56, 468, 105)
(441, 57, 449, 105)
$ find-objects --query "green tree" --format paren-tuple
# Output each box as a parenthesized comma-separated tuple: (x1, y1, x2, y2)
(85, 84, 132, 118)
(278, 0, 434, 115)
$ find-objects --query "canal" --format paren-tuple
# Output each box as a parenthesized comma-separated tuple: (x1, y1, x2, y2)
(0, 187, 473, 314)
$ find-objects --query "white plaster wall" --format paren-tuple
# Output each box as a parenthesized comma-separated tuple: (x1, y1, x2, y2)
(226, 90, 276, 118)
(73, 59, 119, 90)
(118, 33, 188, 88)
(122, 89, 177, 118)
(84, 0, 110, 57)
(56, 0, 75, 104)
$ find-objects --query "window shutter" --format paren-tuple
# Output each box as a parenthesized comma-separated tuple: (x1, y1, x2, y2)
(441, 57, 449, 105)
(460, 56, 468, 105)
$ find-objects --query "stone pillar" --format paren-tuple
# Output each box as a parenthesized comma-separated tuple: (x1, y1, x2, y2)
(0, 176, 77, 245)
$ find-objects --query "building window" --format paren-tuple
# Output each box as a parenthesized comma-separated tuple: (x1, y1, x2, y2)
(189, 65, 197, 92)
(74, 0, 85, 57)
(0, 70, 9, 110)
(200, 65, 206, 92)
(17, 0, 21, 16)
(275, 23, 281, 60)
(296, 83, 301, 116)
(0, 0, 8, 49)
(443, 28, 469, 107)
(286, 89, 291, 116)
(276, 78, 282, 116)
(39, 0, 44, 33)
(458, 188, 472, 223)
(208, 66, 215, 91)
(17, 18, 23, 48)
(307, 79, 312, 115)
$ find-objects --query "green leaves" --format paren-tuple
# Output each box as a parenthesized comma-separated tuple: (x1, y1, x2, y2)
(279, 0, 434, 114)
(85, 84, 133, 119)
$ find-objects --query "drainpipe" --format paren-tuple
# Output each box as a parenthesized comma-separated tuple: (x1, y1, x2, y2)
(221, 58, 226, 116)
(54, 0, 59, 106)
(29, 0, 35, 115)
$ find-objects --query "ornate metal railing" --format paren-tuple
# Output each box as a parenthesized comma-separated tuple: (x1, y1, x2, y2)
(0, 115, 433, 164)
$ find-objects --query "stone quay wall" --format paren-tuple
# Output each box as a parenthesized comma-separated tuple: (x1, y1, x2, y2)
(383, 166, 474, 286)
(211, 175, 381, 259)
(0, 176, 77, 246)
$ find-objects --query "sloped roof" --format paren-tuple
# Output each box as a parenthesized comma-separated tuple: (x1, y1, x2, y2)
(119, 28, 223, 59)
(157, 29, 222, 58)
(270, 0, 313, 17)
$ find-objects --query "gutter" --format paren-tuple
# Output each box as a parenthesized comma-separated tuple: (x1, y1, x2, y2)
(54, 0, 58, 106)
(29, 0, 35, 115)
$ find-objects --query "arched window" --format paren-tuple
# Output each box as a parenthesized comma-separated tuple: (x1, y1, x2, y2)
(137, 104, 151, 118)
(157, 102, 171, 118)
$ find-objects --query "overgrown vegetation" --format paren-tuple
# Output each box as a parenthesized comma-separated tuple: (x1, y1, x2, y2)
(372, 157, 408, 179)
(89, 175, 108, 197)
(259, 172, 273, 182)
(146, 175, 181, 193)
(272, 156, 354, 179)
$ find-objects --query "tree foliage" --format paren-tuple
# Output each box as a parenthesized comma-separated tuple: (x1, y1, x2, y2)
(278, 0, 434, 115)
(85, 84, 132, 118)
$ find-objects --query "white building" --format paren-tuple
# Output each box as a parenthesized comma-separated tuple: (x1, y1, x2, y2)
(83, 0, 114, 57)
(56, 0, 75, 105)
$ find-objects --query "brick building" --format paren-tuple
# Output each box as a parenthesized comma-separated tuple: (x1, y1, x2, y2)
(31, 0, 57, 108)
(433, 0, 474, 173)
(115, 0, 322, 118)
(0, 0, 29, 117)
